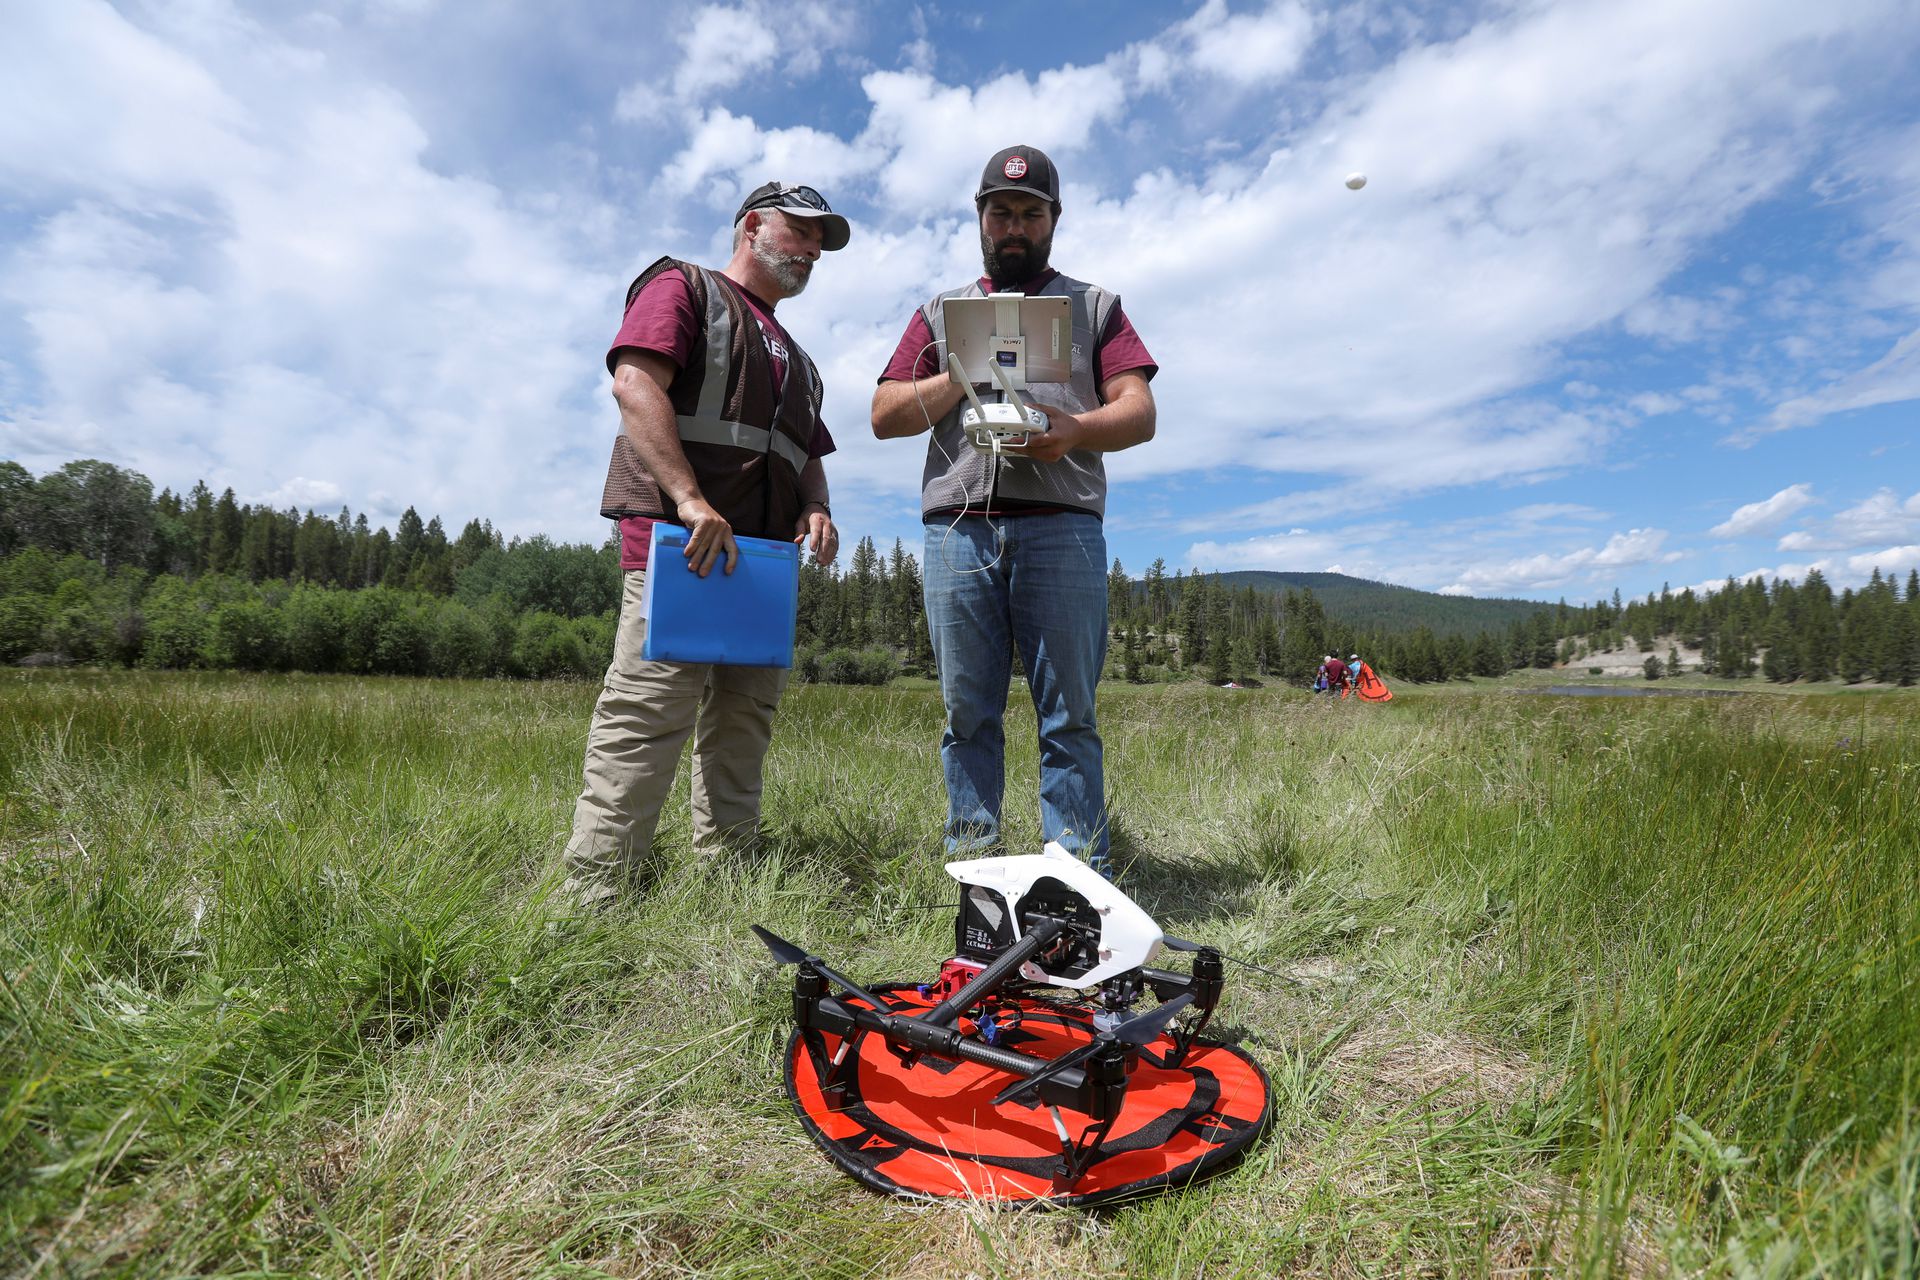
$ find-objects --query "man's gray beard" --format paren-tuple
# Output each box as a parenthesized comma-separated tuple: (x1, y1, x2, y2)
(752, 235, 812, 297)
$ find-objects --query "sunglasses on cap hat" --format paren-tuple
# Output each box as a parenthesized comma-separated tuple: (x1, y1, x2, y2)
(741, 183, 833, 213)
(735, 182, 851, 250)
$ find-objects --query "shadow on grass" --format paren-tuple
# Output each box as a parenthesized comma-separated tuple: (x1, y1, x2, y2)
(1107, 799, 1300, 933)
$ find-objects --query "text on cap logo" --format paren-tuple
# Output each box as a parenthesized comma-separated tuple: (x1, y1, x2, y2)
(1003, 156, 1028, 179)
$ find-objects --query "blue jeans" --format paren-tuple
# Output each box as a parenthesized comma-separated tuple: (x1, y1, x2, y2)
(922, 513, 1110, 864)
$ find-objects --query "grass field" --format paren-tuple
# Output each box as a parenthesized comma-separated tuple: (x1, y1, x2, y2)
(2, 669, 1916, 1277)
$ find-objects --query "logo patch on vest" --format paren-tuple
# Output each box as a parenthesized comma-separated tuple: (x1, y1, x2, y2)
(755, 317, 789, 365)
(1003, 156, 1028, 180)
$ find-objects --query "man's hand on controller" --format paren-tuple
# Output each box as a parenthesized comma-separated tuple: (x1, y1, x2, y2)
(1015, 403, 1082, 462)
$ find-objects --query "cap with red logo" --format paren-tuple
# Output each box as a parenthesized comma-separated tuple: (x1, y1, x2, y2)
(975, 144, 1060, 206)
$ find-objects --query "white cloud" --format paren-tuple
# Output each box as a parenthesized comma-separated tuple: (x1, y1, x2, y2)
(1846, 545, 1920, 576)
(675, 7, 778, 99)
(1439, 527, 1681, 595)
(1629, 391, 1685, 415)
(0, 2, 609, 537)
(1708, 482, 1816, 537)
(1181, 526, 1351, 572)
(1178, 0, 1318, 86)
(661, 110, 879, 206)
(612, 2, 855, 125)
(1748, 327, 1920, 441)
(857, 63, 1132, 216)
(1772, 488, 1920, 552)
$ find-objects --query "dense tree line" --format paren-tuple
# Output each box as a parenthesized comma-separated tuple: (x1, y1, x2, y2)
(1104, 559, 1519, 686)
(8, 458, 1911, 687)
(1545, 571, 1920, 685)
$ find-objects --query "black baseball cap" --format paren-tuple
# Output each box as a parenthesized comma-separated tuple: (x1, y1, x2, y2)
(975, 145, 1060, 206)
(734, 181, 850, 251)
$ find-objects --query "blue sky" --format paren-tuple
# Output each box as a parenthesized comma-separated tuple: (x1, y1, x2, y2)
(2, 0, 1918, 602)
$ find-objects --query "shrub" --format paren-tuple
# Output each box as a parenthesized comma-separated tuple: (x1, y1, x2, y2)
(284, 586, 348, 673)
(205, 597, 287, 671)
(512, 611, 587, 679)
(428, 600, 497, 678)
(808, 645, 897, 686)
(0, 592, 52, 663)
(139, 575, 210, 669)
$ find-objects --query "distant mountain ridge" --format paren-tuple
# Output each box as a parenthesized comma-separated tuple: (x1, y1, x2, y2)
(1200, 570, 1548, 637)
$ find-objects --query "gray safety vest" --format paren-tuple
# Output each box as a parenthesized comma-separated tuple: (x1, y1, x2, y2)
(917, 272, 1118, 519)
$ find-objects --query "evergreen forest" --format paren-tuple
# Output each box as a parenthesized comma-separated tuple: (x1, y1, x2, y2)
(2, 458, 1916, 686)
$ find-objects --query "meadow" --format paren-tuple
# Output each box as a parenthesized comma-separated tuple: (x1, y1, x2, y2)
(1, 669, 1915, 1277)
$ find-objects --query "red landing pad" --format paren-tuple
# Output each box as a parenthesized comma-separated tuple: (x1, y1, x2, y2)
(783, 986, 1269, 1207)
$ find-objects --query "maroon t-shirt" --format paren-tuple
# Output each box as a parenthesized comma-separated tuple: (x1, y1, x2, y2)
(878, 270, 1158, 385)
(607, 269, 833, 569)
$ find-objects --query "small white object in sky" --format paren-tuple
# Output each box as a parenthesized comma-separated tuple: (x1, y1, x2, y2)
(1344, 172, 1368, 190)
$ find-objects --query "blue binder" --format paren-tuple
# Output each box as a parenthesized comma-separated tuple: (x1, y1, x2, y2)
(639, 523, 800, 667)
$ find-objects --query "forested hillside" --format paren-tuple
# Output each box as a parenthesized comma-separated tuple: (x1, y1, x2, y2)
(1209, 571, 1547, 637)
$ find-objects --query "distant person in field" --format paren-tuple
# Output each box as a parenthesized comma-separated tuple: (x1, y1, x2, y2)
(870, 144, 1158, 878)
(1317, 654, 1350, 694)
(561, 182, 849, 909)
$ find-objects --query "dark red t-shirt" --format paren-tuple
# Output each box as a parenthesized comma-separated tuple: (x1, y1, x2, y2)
(607, 269, 833, 569)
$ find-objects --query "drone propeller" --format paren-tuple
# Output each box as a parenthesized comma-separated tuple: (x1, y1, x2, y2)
(750, 925, 893, 1013)
(1162, 935, 1290, 980)
(991, 993, 1195, 1107)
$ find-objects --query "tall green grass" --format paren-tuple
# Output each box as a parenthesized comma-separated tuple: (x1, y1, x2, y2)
(2, 670, 1915, 1276)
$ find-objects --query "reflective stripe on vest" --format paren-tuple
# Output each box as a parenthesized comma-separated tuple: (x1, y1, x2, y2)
(677, 263, 807, 476)
(675, 414, 811, 474)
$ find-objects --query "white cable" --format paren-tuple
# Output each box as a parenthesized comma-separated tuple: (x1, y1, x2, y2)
(908, 336, 1005, 578)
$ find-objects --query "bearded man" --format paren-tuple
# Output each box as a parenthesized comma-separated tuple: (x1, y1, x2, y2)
(562, 182, 848, 908)
(870, 145, 1158, 877)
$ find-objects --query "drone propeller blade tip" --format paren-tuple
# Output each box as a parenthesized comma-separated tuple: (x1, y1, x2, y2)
(750, 924, 808, 965)
(1115, 992, 1195, 1045)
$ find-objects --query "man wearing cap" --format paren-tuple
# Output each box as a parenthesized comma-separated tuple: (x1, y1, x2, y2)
(871, 145, 1157, 876)
(561, 182, 849, 909)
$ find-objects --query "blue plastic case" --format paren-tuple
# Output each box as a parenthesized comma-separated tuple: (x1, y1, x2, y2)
(639, 523, 800, 667)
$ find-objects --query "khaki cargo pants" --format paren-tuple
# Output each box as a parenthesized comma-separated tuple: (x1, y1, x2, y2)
(562, 568, 788, 904)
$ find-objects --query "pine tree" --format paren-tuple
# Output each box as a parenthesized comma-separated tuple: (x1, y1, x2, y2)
(208, 488, 243, 574)
(1107, 558, 1130, 631)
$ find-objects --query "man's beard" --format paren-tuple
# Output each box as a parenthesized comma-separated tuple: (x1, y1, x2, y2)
(981, 229, 1053, 287)
(752, 234, 813, 297)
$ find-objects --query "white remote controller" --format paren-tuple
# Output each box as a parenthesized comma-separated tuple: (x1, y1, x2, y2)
(948, 353, 1049, 453)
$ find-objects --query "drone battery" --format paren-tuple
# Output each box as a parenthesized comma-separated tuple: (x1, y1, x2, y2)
(956, 885, 1017, 962)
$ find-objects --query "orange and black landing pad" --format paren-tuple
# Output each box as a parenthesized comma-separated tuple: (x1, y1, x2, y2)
(783, 986, 1269, 1207)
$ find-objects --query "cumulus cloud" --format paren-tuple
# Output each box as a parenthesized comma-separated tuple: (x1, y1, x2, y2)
(1771, 487, 1920, 552)
(0, 2, 609, 536)
(1708, 482, 1816, 537)
(675, 7, 778, 99)
(1439, 528, 1682, 595)
(1177, 0, 1318, 86)
(4, 0, 1918, 593)
(612, 2, 855, 125)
